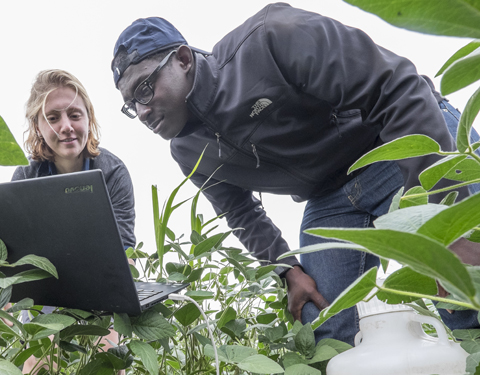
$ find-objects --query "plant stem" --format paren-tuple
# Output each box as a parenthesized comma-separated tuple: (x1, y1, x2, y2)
(378, 286, 478, 310)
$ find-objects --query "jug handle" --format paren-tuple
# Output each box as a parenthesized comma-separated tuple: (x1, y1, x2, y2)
(410, 314, 449, 345)
(354, 331, 362, 347)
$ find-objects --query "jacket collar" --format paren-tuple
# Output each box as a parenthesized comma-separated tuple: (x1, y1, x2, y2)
(185, 52, 219, 123)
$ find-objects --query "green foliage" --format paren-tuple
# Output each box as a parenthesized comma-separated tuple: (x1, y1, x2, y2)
(344, 0, 480, 38)
(0, 116, 27, 167)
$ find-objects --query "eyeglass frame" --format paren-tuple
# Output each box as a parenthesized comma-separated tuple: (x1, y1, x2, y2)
(120, 49, 177, 119)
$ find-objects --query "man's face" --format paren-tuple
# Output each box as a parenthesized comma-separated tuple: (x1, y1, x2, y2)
(118, 47, 194, 140)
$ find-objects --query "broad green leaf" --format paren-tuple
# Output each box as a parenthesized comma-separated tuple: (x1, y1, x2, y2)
(461, 340, 480, 354)
(0, 359, 22, 375)
(453, 329, 480, 340)
(237, 354, 284, 374)
(132, 310, 175, 340)
(417, 190, 480, 245)
(295, 323, 316, 358)
(308, 345, 338, 363)
(24, 322, 65, 340)
(442, 48, 480, 96)
(256, 313, 277, 324)
(349, 135, 440, 174)
(13, 345, 47, 367)
(204, 344, 257, 363)
(165, 262, 191, 276)
(256, 265, 278, 280)
(264, 323, 288, 343)
(283, 352, 308, 367)
(419, 155, 468, 190)
(95, 352, 127, 370)
(9, 255, 57, 279)
(466, 352, 480, 375)
(316, 338, 352, 354)
(114, 313, 132, 337)
(0, 239, 7, 262)
(305, 228, 476, 304)
(216, 306, 237, 329)
(0, 309, 24, 336)
(312, 267, 377, 329)
(128, 341, 157, 375)
(7, 298, 34, 313)
(399, 186, 428, 208)
(60, 324, 110, 341)
(443, 159, 480, 182)
(185, 290, 214, 301)
(0, 116, 28, 166)
(186, 267, 204, 283)
(221, 319, 247, 339)
(174, 302, 201, 326)
(25, 314, 76, 340)
(58, 340, 87, 354)
(193, 232, 226, 257)
(373, 204, 448, 233)
(78, 358, 113, 375)
(0, 269, 54, 288)
(31, 313, 75, 327)
(458, 86, 480, 150)
(285, 364, 322, 375)
(377, 267, 437, 304)
(344, 0, 480, 38)
(0, 286, 12, 310)
(437, 40, 480, 76)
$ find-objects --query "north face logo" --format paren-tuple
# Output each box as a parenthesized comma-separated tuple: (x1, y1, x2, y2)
(250, 98, 272, 118)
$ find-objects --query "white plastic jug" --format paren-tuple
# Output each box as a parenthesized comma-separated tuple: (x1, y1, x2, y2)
(326, 296, 468, 375)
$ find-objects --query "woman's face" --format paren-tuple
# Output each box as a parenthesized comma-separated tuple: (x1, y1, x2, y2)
(37, 86, 89, 170)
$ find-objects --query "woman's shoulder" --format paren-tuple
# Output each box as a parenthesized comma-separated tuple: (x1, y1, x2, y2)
(91, 147, 131, 180)
(11, 158, 43, 181)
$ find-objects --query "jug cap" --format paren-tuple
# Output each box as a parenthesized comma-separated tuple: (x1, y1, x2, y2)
(357, 277, 413, 318)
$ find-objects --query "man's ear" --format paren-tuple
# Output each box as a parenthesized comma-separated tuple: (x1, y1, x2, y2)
(176, 45, 194, 72)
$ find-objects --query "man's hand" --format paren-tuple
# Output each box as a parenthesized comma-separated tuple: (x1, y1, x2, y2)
(285, 265, 330, 322)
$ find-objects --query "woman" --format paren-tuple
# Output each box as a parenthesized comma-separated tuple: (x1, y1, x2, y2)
(12, 69, 135, 374)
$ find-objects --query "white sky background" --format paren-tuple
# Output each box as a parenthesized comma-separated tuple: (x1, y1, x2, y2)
(1, 0, 478, 270)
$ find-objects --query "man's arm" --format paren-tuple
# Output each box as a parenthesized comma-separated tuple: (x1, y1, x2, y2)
(178, 162, 329, 318)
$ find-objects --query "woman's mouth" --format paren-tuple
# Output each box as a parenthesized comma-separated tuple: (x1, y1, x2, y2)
(59, 138, 76, 143)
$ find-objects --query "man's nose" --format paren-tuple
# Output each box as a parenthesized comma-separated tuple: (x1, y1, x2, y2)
(136, 103, 152, 122)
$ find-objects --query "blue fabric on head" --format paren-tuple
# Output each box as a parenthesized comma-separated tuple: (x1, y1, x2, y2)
(112, 17, 209, 87)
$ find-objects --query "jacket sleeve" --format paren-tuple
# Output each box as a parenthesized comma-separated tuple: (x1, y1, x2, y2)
(177, 161, 301, 276)
(94, 151, 136, 249)
(263, 3, 468, 202)
(11, 166, 27, 181)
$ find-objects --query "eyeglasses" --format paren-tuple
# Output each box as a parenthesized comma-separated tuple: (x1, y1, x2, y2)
(121, 50, 177, 119)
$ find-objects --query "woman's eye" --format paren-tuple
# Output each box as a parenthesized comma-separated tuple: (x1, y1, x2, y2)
(47, 116, 57, 122)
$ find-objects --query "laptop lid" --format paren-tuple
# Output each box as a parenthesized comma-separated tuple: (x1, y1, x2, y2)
(0, 170, 185, 315)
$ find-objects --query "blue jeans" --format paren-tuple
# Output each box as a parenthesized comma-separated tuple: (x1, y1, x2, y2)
(440, 100, 480, 195)
(300, 99, 480, 346)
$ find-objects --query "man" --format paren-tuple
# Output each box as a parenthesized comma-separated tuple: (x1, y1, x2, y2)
(111, 3, 479, 345)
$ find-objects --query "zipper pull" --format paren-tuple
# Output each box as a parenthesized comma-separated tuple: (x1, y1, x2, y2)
(251, 144, 260, 168)
(215, 132, 222, 158)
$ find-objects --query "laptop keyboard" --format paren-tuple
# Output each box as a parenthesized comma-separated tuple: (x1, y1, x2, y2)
(137, 289, 164, 301)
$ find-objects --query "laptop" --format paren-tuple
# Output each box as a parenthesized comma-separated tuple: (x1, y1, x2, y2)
(0, 169, 189, 315)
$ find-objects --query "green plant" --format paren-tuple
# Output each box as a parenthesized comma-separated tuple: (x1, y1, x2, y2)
(0, 116, 28, 167)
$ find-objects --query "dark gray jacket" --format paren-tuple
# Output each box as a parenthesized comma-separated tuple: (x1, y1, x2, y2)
(171, 3, 466, 274)
(12, 147, 136, 249)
